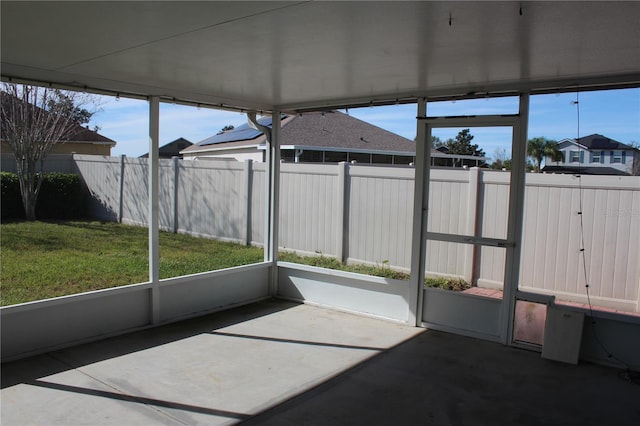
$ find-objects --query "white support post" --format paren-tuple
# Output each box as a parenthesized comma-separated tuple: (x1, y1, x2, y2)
(336, 161, 347, 262)
(244, 159, 253, 246)
(465, 166, 481, 285)
(265, 112, 281, 295)
(118, 154, 125, 223)
(409, 99, 430, 326)
(172, 156, 179, 234)
(148, 96, 160, 324)
(501, 93, 530, 344)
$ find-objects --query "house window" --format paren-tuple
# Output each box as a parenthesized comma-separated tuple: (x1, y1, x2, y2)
(324, 151, 348, 163)
(569, 150, 583, 163)
(347, 152, 371, 164)
(611, 151, 623, 163)
(591, 151, 601, 163)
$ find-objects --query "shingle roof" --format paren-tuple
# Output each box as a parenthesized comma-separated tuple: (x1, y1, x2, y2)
(186, 111, 415, 154)
(64, 125, 116, 145)
(541, 165, 630, 176)
(280, 111, 415, 152)
(575, 134, 635, 150)
(140, 137, 192, 158)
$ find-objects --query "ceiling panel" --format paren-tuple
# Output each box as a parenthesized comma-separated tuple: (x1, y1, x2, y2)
(2, 1, 639, 112)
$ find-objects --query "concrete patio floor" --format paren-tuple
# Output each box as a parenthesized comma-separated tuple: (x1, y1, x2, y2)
(2, 298, 639, 426)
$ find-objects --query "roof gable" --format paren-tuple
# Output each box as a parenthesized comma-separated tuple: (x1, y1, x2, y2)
(558, 134, 635, 151)
(65, 125, 116, 145)
(577, 134, 635, 150)
(280, 111, 415, 153)
(140, 137, 192, 158)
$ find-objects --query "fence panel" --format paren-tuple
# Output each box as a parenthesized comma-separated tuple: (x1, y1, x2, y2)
(251, 163, 266, 246)
(476, 171, 511, 287)
(279, 163, 340, 256)
(16, 154, 636, 312)
(425, 169, 471, 277)
(176, 160, 246, 242)
(519, 174, 640, 311)
(347, 165, 414, 269)
(159, 158, 175, 231)
(1, 153, 76, 174)
(121, 157, 148, 226)
(73, 155, 121, 221)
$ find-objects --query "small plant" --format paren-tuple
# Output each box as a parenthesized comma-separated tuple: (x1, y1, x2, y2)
(424, 277, 471, 291)
(375, 259, 390, 273)
(279, 254, 470, 287)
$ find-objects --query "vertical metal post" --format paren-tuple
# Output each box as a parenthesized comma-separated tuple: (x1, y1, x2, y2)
(265, 112, 281, 295)
(409, 99, 430, 326)
(118, 154, 125, 223)
(336, 161, 347, 262)
(172, 156, 179, 234)
(465, 166, 481, 285)
(149, 97, 160, 324)
(501, 93, 530, 344)
(244, 159, 253, 246)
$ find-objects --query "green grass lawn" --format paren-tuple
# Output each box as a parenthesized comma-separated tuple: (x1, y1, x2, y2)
(0, 220, 264, 306)
(1, 220, 469, 306)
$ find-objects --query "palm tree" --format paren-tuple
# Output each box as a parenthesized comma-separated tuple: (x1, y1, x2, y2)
(527, 137, 563, 172)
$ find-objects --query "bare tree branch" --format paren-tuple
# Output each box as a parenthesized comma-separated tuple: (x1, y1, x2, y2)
(1, 83, 100, 220)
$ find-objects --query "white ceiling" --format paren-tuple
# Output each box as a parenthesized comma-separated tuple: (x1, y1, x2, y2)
(2, 1, 639, 112)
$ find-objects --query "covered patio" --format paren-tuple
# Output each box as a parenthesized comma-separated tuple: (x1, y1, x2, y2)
(2, 1, 640, 424)
(3, 299, 639, 425)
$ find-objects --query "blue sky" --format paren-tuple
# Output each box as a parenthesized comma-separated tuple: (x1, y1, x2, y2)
(90, 88, 639, 160)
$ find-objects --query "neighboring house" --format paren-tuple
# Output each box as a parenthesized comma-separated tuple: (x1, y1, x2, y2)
(181, 111, 488, 166)
(542, 134, 640, 176)
(0, 92, 117, 156)
(140, 137, 193, 159)
(1, 123, 116, 156)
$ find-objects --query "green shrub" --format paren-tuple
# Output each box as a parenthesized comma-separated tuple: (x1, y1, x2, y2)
(37, 173, 86, 219)
(0, 172, 86, 220)
(0, 172, 24, 220)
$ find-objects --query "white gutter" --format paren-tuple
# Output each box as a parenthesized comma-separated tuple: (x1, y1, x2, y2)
(247, 112, 272, 144)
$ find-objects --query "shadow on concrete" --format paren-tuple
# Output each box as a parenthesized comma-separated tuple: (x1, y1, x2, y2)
(1, 298, 296, 389)
(242, 328, 640, 426)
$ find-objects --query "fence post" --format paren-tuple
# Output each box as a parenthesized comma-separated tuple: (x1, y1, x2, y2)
(172, 156, 180, 233)
(244, 159, 253, 245)
(336, 161, 347, 262)
(118, 154, 126, 223)
(465, 167, 481, 285)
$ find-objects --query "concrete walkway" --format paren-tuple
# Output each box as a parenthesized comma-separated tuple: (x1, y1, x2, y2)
(2, 299, 639, 425)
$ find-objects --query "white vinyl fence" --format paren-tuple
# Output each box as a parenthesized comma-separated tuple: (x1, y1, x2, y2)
(2, 154, 639, 312)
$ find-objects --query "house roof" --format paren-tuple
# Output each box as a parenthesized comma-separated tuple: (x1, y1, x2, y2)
(183, 111, 418, 156)
(140, 137, 192, 158)
(541, 165, 630, 176)
(64, 125, 116, 146)
(280, 111, 415, 153)
(571, 134, 637, 151)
